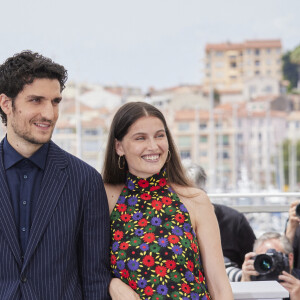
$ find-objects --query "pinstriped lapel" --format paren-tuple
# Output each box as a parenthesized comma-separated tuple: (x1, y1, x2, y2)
(23, 141, 68, 268)
(0, 140, 22, 265)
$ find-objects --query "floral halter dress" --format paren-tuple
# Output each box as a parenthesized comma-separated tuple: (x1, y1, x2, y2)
(110, 169, 211, 300)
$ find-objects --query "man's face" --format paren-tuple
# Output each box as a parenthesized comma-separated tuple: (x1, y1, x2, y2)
(6, 78, 62, 153)
(255, 239, 285, 255)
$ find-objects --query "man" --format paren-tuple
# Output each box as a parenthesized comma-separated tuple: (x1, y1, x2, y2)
(285, 200, 300, 269)
(241, 232, 300, 300)
(214, 203, 256, 282)
(0, 51, 111, 299)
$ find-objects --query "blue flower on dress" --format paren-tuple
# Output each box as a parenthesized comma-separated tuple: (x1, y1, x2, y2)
(172, 226, 183, 236)
(118, 196, 126, 204)
(183, 222, 191, 232)
(151, 217, 162, 226)
(140, 243, 149, 251)
(127, 180, 135, 190)
(132, 212, 143, 220)
(117, 260, 125, 270)
(182, 297, 190, 300)
(128, 196, 138, 205)
(158, 237, 169, 247)
(112, 241, 119, 251)
(127, 259, 139, 271)
(137, 278, 147, 288)
(191, 292, 200, 300)
(113, 269, 120, 278)
(135, 228, 144, 236)
(172, 245, 183, 255)
(157, 284, 168, 295)
(185, 270, 194, 282)
(180, 203, 188, 212)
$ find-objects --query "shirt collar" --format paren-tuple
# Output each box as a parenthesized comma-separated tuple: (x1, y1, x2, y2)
(3, 136, 49, 170)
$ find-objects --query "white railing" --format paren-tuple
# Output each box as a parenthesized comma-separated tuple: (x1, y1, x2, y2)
(207, 192, 300, 235)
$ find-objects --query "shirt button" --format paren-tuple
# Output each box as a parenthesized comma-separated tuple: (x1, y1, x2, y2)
(20, 275, 27, 283)
(21, 227, 26, 232)
(23, 175, 28, 179)
(23, 201, 27, 205)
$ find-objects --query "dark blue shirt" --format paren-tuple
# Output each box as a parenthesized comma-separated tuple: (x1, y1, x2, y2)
(3, 137, 49, 255)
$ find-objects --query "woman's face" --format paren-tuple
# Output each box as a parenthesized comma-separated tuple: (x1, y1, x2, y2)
(115, 116, 169, 179)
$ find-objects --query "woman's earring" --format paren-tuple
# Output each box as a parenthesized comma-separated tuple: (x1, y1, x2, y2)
(118, 155, 125, 169)
(166, 150, 171, 163)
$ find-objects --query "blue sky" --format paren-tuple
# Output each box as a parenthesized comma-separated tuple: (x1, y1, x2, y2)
(1, 0, 299, 91)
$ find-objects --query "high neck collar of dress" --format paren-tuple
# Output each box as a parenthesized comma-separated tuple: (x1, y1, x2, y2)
(125, 168, 169, 193)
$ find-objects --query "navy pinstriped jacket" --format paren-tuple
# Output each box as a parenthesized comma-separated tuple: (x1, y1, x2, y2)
(0, 140, 111, 300)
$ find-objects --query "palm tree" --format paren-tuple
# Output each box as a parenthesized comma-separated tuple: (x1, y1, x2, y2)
(291, 45, 300, 90)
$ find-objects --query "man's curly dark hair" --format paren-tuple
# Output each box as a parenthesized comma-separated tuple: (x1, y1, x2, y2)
(0, 50, 68, 126)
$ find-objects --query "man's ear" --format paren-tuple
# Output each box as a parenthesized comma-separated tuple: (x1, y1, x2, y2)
(115, 139, 125, 156)
(0, 94, 12, 115)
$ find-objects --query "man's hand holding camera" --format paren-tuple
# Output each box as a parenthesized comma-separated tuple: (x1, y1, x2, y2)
(241, 252, 259, 281)
(286, 200, 300, 245)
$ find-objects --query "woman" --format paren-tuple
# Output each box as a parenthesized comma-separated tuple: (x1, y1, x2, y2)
(103, 102, 233, 299)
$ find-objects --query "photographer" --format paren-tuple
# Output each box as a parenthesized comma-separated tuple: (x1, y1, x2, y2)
(241, 232, 300, 300)
(285, 200, 300, 269)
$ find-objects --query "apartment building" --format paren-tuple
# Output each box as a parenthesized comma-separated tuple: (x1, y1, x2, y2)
(169, 99, 287, 191)
(203, 39, 282, 99)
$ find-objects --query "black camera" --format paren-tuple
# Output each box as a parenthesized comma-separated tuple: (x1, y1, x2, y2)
(251, 248, 290, 281)
(296, 203, 300, 217)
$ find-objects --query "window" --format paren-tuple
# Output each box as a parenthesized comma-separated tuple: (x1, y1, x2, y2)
(255, 49, 260, 55)
(180, 150, 191, 159)
(255, 60, 260, 66)
(178, 136, 192, 147)
(223, 135, 229, 145)
(199, 123, 207, 129)
(255, 70, 260, 75)
(200, 135, 208, 143)
(230, 61, 237, 68)
(178, 122, 190, 131)
(83, 129, 99, 136)
(82, 140, 99, 151)
(215, 51, 223, 57)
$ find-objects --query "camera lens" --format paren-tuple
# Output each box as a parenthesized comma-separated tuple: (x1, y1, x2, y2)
(296, 203, 300, 217)
(254, 254, 274, 274)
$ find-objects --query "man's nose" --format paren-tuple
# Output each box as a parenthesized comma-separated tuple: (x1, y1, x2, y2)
(41, 101, 55, 119)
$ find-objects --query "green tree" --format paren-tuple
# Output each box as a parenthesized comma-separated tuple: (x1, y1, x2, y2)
(282, 139, 300, 186)
(291, 45, 300, 90)
(282, 51, 298, 92)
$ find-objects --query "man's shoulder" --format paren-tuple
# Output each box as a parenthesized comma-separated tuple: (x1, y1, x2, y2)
(48, 141, 99, 175)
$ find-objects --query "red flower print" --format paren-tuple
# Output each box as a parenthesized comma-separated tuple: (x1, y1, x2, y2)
(162, 196, 172, 205)
(150, 185, 160, 191)
(143, 255, 155, 267)
(185, 232, 193, 240)
(165, 260, 176, 270)
(138, 179, 149, 188)
(110, 255, 117, 265)
(129, 280, 137, 290)
(120, 214, 131, 222)
(116, 203, 127, 212)
(120, 242, 129, 250)
(144, 286, 154, 296)
(159, 178, 167, 186)
(187, 260, 194, 272)
(155, 265, 167, 277)
(181, 283, 191, 294)
(191, 242, 198, 253)
(168, 235, 179, 244)
(141, 193, 152, 200)
(113, 230, 124, 241)
(175, 213, 185, 223)
(199, 271, 204, 282)
(151, 200, 162, 210)
(120, 269, 129, 278)
(138, 218, 148, 227)
(143, 233, 155, 243)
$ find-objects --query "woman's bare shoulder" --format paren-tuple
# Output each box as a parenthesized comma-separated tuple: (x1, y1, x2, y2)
(104, 183, 124, 213)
